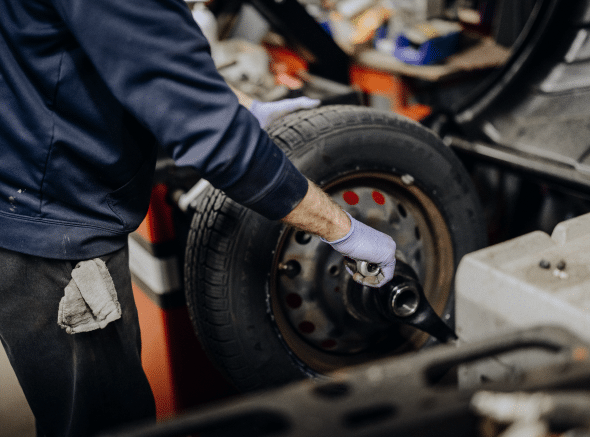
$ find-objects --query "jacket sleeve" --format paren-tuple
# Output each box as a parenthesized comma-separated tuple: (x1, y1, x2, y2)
(50, 0, 308, 220)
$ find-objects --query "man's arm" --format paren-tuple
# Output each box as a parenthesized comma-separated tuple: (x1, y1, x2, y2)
(227, 88, 397, 286)
(55, 0, 395, 284)
(281, 179, 350, 241)
(281, 179, 397, 287)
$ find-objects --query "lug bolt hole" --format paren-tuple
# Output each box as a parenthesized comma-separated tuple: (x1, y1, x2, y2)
(278, 260, 301, 278)
(328, 265, 340, 276)
(295, 231, 312, 245)
(397, 203, 407, 218)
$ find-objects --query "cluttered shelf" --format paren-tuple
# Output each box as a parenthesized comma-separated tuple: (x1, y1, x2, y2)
(197, 0, 516, 119)
(355, 35, 510, 82)
(300, 0, 513, 81)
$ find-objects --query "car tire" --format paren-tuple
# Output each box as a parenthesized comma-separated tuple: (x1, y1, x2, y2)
(184, 105, 486, 392)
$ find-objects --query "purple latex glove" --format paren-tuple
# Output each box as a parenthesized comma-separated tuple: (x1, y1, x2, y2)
(322, 212, 396, 288)
(250, 97, 320, 129)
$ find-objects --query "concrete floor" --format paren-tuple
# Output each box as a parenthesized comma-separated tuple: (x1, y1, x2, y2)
(0, 343, 35, 437)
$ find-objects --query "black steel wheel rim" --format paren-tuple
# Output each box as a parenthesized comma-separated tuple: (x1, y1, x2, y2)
(270, 171, 455, 373)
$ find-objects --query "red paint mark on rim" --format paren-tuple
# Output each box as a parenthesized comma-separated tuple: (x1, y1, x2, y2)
(321, 339, 337, 349)
(372, 191, 386, 205)
(298, 321, 315, 334)
(343, 191, 359, 205)
(286, 293, 302, 309)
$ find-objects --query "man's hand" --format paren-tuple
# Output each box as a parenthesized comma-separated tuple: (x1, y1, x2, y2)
(229, 85, 320, 129)
(281, 180, 396, 288)
(250, 97, 320, 129)
(322, 212, 396, 288)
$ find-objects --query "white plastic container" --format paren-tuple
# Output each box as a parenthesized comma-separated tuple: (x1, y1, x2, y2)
(455, 212, 590, 387)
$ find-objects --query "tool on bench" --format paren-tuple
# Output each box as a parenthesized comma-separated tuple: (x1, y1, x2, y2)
(345, 258, 458, 344)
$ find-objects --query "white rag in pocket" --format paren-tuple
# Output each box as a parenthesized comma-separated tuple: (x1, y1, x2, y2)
(58, 258, 122, 334)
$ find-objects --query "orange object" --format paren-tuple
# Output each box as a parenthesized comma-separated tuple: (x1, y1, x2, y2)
(133, 284, 236, 421)
(263, 43, 430, 120)
(397, 103, 432, 120)
(264, 44, 308, 78)
(275, 73, 303, 89)
(131, 184, 237, 421)
(135, 184, 176, 245)
(132, 284, 179, 420)
(573, 346, 590, 362)
(349, 64, 431, 120)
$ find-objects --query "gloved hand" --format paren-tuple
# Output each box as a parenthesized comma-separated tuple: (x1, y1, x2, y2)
(322, 212, 396, 288)
(250, 96, 320, 129)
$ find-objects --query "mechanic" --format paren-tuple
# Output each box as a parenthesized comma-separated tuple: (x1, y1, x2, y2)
(0, 0, 397, 435)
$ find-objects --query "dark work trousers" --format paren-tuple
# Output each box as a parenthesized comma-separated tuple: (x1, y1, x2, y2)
(0, 244, 156, 436)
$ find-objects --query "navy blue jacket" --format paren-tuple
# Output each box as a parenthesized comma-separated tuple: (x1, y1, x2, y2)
(0, 0, 308, 260)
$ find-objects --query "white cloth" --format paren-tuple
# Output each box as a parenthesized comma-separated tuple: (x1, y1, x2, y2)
(58, 258, 122, 334)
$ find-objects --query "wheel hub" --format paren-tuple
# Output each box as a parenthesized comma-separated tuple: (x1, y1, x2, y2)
(270, 172, 454, 373)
